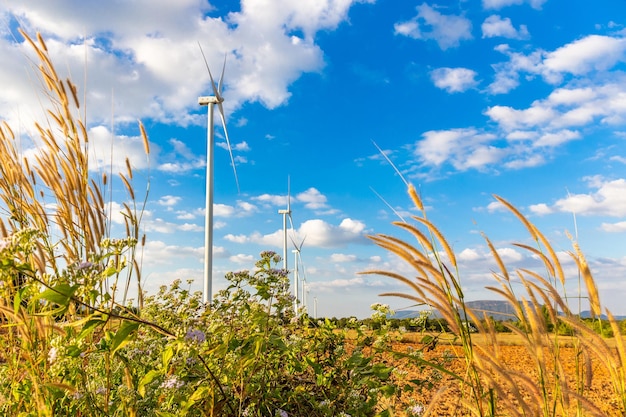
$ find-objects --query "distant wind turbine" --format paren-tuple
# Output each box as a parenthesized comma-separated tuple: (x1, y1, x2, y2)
(198, 45, 240, 305)
(291, 235, 306, 316)
(278, 176, 294, 271)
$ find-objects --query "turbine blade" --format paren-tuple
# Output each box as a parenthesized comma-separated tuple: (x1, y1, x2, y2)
(217, 102, 240, 193)
(370, 186, 407, 223)
(287, 175, 291, 213)
(218, 54, 226, 95)
(198, 42, 220, 98)
(372, 140, 409, 187)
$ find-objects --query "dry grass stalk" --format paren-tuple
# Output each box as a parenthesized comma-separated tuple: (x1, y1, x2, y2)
(367, 185, 626, 416)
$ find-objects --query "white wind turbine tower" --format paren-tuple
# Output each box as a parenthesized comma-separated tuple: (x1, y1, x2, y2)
(291, 236, 306, 315)
(278, 177, 293, 271)
(198, 47, 239, 305)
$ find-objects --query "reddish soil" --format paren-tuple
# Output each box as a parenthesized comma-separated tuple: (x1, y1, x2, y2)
(386, 341, 624, 417)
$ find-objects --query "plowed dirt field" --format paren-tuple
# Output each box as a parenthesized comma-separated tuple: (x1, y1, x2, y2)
(386, 337, 623, 417)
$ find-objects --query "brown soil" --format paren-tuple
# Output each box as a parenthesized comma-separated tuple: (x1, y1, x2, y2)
(385, 340, 625, 417)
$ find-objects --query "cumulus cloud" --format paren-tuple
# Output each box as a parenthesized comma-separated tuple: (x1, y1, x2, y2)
(481, 15, 529, 39)
(330, 253, 358, 263)
(225, 217, 368, 249)
(542, 35, 626, 83)
(530, 177, 626, 218)
(1, 0, 369, 131)
(482, 0, 547, 10)
(489, 34, 626, 94)
(601, 221, 626, 232)
(158, 195, 182, 207)
(394, 3, 472, 50)
(552, 178, 626, 217)
(297, 187, 330, 210)
(142, 239, 204, 266)
(414, 128, 502, 171)
(430, 67, 478, 93)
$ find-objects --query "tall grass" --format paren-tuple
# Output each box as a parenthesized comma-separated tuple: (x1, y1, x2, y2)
(365, 183, 626, 416)
(0, 30, 149, 415)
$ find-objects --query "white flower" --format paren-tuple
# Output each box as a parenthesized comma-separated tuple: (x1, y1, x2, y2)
(408, 404, 425, 416)
(160, 376, 184, 389)
(48, 347, 58, 363)
(276, 409, 288, 417)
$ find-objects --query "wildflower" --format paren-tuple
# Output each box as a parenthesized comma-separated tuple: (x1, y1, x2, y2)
(407, 404, 424, 416)
(0, 238, 9, 252)
(160, 376, 184, 389)
(77, 261, 94, 270)
(275, 409, 288, 417)
(48, 347, 58, 364)
(185, 329, 206, 343)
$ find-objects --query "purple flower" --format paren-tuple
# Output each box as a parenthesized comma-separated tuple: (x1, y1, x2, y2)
(77, 261, 94, 270)
(185, 329, 206, 343)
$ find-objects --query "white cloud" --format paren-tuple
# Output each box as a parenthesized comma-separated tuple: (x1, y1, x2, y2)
(529, 203, 553, 215)
(496, 247, 523, 262)
(1, 0, 369, 130)
(142, 239, 203, 266)
(158, 195, 181, 207)
(481, 15, 529, 39)
(459, 248, 482, 261)
(298, 218, 367, 248)
(489, 35, 626, 95)
(533, 129, 581, 147)
(430, 67, 478, 93)
(601, 221, 626, 232)
(229, 253, 255, 264)
(296, 187, 329, 210)
(224, 234, 249, 244)
(415, 128, 501, 170)
(485, 104, 556, 131)
(542, 35, 626, 83)
(482, 0, 547, 10)
(486, 201, 505, 212)
(224, 217, 368, 249)
(86, 126, 153, 172)
(252, 193, 288, 207)
(330, 253, 358, 262)
(394, 3, 472, 50)
(551, 178, 626, 217)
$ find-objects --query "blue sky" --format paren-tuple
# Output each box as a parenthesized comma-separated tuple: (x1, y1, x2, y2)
(1, 0, 626, 318)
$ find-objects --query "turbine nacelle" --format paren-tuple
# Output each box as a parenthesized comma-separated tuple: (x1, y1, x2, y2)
(198, 96, 221, 105)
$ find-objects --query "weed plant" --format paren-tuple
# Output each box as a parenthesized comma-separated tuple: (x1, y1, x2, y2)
(2, 30, 625, 417)
(0, 31, 406, 416)
(364, 183, 626, 416)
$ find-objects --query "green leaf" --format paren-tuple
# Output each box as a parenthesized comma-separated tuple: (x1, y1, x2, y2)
(138, 369, 161, 398)
(182, 386, 210, 412)
(78, 318, 107, 340)
(162, 345, 174, 368)
(35, 283, 77, 307)
(110, 320, 139, 355)
(13, 288, 23, 315)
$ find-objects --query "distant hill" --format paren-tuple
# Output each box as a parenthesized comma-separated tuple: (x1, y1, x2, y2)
(390, 301, 626, 322)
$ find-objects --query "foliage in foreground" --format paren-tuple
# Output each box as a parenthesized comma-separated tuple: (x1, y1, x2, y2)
(0, 30, 412, 417)
(2, 29, 626, 417)
(364, 183, 626, 416)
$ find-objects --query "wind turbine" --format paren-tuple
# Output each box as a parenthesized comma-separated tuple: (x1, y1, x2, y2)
(198, 46, 239, 305)
(291, 235, 307, 315)
(278, 176, 293, 272)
